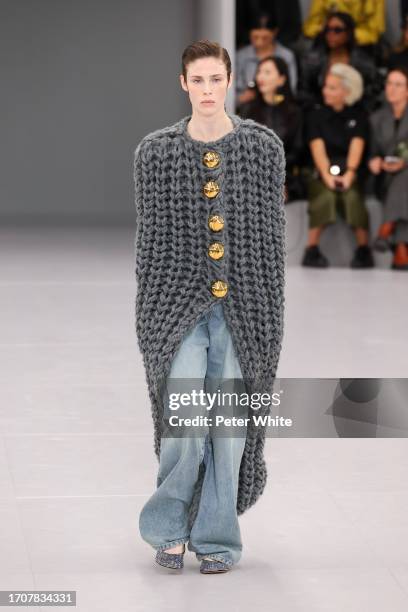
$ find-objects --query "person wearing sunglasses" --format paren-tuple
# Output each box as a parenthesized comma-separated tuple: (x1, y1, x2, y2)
(303, 0, 385, 47)
(298, 12, 380, 113)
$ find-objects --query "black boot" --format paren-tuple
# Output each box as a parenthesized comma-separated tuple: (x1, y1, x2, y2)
(350, 245, 374, 269)
(302, 245, 329, 268)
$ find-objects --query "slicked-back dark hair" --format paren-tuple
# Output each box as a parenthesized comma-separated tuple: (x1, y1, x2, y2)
(181, 39, 231, 83)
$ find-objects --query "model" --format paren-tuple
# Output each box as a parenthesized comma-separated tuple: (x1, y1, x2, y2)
(133, 39, 286, 574)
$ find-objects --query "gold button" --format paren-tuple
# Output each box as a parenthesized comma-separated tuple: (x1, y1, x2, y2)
(208, 214, 224, 232)
(211, 280, 228, 298)
(208, 242, 224, 260)
(203, 180, 220, 199)
(202, 150, 221, 168)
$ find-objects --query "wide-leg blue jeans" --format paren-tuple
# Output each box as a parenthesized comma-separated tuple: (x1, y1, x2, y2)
(139, 301, 247, 566)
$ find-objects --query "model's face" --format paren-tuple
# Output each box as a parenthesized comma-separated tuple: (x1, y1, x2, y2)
(249, 28, 277, 51)
(180, 57, 232, 114)
(322, 73, 347, 108)
(324, 17, 349, 49)
(256, 60, 285, 95)
(385, 70, 408, 105)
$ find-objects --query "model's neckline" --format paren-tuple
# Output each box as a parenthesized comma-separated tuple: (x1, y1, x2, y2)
(181, 113, 243, 146)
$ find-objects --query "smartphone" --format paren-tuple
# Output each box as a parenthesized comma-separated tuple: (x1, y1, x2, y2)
(384, 156, 401, 164)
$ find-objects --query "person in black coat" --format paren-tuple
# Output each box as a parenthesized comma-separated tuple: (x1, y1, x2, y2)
(388, 14, 408, 72)
(236, 0, 302, 48)
(237, 55, 304, 202)
(298, 11, 381, 113)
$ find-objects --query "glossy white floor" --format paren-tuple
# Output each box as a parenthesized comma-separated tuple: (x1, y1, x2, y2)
(1, 225, 407, 612)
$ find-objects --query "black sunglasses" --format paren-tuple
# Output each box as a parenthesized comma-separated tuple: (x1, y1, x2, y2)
(324, 26, 348, 34)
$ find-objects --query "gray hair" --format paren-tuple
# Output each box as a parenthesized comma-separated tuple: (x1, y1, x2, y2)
(328, 63, 364, 105)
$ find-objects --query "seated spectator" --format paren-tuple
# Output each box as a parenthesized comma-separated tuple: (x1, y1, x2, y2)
(388, 15, 408, 72)
(303, 0, 385, 48)
(298, 12, 381, 112)
(302, 63, 374, 269)
(368, 67, 408, 271)
(235, 12, 298, 106)
(237, 56, 304, 202)
(236, 0, 302, 48)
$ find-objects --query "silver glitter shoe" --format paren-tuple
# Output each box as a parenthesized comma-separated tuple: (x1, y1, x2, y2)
(200, 557, 231, 574)
(155, 543, 185, 569)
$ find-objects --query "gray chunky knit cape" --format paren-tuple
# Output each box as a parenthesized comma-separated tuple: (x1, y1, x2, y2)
(133, 112, 286, 528)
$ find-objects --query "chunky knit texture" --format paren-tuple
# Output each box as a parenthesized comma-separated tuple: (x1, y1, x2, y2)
(133, 112, 286, 528)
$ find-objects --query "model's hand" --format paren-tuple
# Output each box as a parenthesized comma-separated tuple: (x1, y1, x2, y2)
(368, 156, 382, 175)
(382, 159, 406, 173)
(237, 89, 256, 104)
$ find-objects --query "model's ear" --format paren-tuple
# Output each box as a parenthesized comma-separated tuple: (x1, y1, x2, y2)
(180, 74, 188, 92)
(227, 71, 234, 89)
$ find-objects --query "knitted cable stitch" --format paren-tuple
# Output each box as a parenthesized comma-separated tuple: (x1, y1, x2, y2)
(133, 112, 286, 528)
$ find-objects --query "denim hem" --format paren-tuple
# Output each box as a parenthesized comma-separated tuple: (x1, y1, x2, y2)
(154, 537, 189, 553)
(196, 553, 234, 566)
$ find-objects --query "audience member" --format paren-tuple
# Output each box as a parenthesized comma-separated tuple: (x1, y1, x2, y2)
(388, 15, 408, 71)
(368, 67, 408, 270)
(237, 56, 304, 202)
(303, 0, 385, 48)
(235, 12, 298, 105)
(302, 63, 374, 269)
(298, 12, 380, 112)
(236, 0, 302, 48)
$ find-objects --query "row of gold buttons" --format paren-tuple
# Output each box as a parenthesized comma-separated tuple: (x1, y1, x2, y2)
(202, 150, 228, 298)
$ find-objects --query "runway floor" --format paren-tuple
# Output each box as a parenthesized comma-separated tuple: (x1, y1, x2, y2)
(0, 225, 407, 611)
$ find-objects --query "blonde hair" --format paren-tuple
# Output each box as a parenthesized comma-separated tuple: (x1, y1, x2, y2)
(328, 63, 363, 105)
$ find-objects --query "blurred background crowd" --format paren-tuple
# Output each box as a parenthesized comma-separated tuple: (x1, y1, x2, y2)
(234, 0, 408, 270)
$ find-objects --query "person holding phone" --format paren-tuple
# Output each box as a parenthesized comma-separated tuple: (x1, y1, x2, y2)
(368, 67, 408, 270)
(302, 63, 373, 268)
